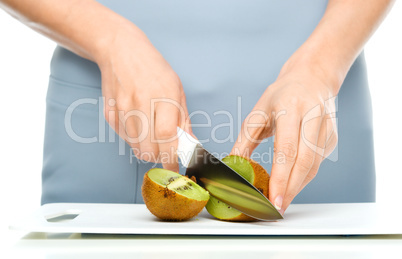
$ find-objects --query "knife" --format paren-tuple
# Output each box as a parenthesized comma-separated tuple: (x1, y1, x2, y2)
(176, 127, 283, 221)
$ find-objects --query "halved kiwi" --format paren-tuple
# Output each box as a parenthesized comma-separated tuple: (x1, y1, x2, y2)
(142, 168, 210, 221)
(205, 155, 270, 221)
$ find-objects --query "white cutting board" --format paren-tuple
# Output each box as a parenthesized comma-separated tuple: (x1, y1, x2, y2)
(9, 202, 402, 235)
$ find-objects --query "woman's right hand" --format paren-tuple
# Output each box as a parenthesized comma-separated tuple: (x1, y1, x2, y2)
(96, 23, 192, 172)
(0, 0, 191, 171)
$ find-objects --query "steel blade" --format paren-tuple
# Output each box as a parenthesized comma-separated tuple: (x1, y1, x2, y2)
(185, 144, 283, 221)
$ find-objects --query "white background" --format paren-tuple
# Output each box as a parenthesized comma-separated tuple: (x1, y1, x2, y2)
(0, 2, 401, 237)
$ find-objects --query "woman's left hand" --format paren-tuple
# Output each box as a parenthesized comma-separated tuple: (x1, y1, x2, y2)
(231, 60, 339, 215)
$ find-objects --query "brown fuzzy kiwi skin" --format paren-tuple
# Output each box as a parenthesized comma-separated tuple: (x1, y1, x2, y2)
(222, 156, 270, 222)
(141, 171, 208, 221)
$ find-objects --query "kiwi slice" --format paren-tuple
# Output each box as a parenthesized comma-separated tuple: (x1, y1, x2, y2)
(142, 168, 209, 221)
(205, 155, 270, 221)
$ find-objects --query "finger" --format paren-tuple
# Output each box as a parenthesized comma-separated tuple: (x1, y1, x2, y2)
(269, 112, 300, 213)
(118, 111, 142, 156)
(103, 97, 143, 158)
(120, 103, 158, 162)
(180, 89, 194, 137)
(322, 112, 338, 158)
(281, 111, 323, 212)
(155, 101, 180, 172)
(102, 74, 121, 133)
(180, 95, 199, 141)
(103, 96, 121, 133)
(297, 114, 338, 193)
(296, 155, 323, 198)
(231, 108, 274, 157)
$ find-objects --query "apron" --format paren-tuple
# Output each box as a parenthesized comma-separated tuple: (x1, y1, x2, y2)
(41, 0, 375, 204)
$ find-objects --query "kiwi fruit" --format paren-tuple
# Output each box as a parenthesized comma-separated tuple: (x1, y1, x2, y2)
(205, 155, 270, 221)
(142, 168, 210, 221)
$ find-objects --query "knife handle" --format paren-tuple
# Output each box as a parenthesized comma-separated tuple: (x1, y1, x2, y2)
(176, 127, 200, 168)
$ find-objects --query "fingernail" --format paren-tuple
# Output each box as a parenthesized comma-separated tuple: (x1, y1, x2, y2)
(274, 196, 283, 211)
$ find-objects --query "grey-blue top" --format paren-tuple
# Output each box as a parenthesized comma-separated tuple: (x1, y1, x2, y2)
(41, 0, 375, 205)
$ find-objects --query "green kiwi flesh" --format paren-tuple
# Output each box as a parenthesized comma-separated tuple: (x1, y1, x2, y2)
(205, 156, 255, 220)
(147, 168, 209, 201)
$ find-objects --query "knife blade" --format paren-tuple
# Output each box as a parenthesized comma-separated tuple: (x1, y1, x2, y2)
(177, 127, 283, 221)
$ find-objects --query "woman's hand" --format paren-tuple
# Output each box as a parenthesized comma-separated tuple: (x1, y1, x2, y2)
(0, 0, 193, 171)
(231, 59, 338, 214)
(230, 0, 394, 214)
(97, 24, 191, 172)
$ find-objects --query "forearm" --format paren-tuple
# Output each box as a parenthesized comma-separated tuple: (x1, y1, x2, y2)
(0, 0, 146, 63)
(282, 0, 395, 94)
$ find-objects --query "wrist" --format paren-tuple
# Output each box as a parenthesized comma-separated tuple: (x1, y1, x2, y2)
(280, 45, 345, 96)
(92, 18, 151, 68)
